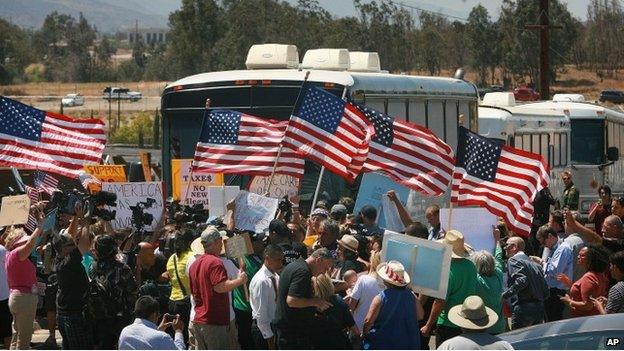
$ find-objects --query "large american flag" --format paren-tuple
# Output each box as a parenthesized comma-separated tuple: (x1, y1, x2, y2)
(353, 103, 455, 196)
(282, 86, 373, 182)
(193, 110, 305, 178)
(0, 96, 106, 178)
(451, 127, 550, 237)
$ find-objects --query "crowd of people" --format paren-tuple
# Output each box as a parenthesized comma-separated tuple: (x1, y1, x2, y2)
(0, 170, 623, 350)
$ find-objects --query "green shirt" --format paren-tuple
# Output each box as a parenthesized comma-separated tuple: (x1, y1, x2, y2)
(438, 257, 478, 328)
(232, 254, 263, 312)
(475, 246, 506, 334)
(562, 184, 579, 210)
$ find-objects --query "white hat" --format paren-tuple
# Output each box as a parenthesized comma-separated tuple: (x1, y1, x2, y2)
(448, 295, 499, 330)
(377, 260, 410, 287)
(437, 230, 473, 258)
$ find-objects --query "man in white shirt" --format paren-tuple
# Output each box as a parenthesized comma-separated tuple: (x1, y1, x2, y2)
(249, 245, 284, 349)
(118, 296, 185, 350)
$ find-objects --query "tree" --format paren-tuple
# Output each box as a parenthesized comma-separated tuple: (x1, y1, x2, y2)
(466, 5, 496, 86)
(0, 19, 33, 84)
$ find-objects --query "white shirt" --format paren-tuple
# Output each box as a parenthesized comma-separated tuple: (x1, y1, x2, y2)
(249, 264, 279, 339)
(186, 254, 200, 323)
(348, 273, 383, 331)
(437, 333, 514, 350)
(220, 257, 238, 322)
(0, 245, 9, 300)
(118, 318, 185, 350)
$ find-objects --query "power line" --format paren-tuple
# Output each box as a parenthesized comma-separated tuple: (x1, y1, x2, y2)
(392, 0, 469, 22)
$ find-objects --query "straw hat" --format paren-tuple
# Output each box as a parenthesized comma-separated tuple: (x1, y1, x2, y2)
(448, 295, 498, 330)
(337, 235, 359, 253)
(437, 230, 473, 258)
(377, 260, 410, 287)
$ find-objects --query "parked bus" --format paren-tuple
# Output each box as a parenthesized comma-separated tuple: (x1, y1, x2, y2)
(160, 44, 479, 218)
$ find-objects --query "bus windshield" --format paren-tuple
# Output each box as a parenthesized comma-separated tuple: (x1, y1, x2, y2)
(570, 119, 604, 164)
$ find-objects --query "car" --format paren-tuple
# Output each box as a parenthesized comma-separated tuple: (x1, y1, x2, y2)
(102, 87, 142, 102)
(61, 93, 84, 107)
(599, 90, 624, 104)
(498, 313, 624, 349)
(513, 87, 540, 101)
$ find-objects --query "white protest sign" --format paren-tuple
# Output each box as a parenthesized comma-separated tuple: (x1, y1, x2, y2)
(0, 194, 30, 226)
(101, 182, 165, 231)
(440, 207, 497, 253)
(248, 174, 300, 199)
(234, 190, 279, 233)
(381, 231, 452, 299)
(208, 186, 240, 218)
(381, 194, 405, 233)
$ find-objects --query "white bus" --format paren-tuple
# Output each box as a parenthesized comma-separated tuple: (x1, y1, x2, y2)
(160, 44, 479, 217)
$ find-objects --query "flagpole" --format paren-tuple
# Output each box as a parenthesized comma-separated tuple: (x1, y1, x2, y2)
(183, 98, 211, 204)
(266, 71, 310, 195)
(447, 200, 453, 231)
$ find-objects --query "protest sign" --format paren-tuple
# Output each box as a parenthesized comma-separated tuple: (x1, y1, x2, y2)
(381, 231, 452, 299)
(171, 159, 223, 207)
(0, 194, 30, 226)
(140, 152, 152, 181)
(381, 194, 405, 233)
(208, 186, 240, 218)
(225, 234, 253, 259)
(234, 191, 279, 233)
(440, 207, 497, 253)
(84, 165, 127, 182)
(101, 182, 165, 231)
(354, 172, 410, 228)
(248, 174, 300, 199)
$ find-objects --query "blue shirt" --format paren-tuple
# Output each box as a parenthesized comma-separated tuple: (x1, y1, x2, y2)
(118, 318, 185, 350)
(544, 240, 573, 290)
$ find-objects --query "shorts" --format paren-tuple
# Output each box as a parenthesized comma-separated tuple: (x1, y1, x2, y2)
(0, 299, 12, 338)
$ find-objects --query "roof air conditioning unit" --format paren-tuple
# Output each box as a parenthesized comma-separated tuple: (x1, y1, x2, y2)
(482, 92, 516, 107)
(245, 44, 299, 69)
(348, 52, 381, 72)
(301, 49, 350, 71)
(552, 94, 585, 102)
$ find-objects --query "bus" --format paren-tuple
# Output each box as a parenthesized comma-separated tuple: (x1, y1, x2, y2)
(160, 44, 479, 218)
(479, 92, 622, 215)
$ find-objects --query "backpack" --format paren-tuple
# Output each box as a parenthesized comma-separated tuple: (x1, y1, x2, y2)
(87, 264, 124, 320)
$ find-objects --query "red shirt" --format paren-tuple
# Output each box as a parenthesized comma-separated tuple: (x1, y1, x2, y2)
(569, 271, 608, 317)
(189, 253, 229, 325)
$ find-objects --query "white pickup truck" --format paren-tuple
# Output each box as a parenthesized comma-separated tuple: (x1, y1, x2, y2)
(61, 93, 85, 107)
(102, 87, 142, 102)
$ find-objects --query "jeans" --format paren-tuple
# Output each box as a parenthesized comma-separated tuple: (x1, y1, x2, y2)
(545, 288, 566, 322)
(93, 315, 131, 350)
(234, 308, 254, 349)
(57, 312, 93, 350)
(274, 328, 311, 350)
(251, 320, 268, 350)
(511, 301, 545, 330)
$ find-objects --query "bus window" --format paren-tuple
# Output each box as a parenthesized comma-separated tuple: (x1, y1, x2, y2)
(515, 135, 523, 150)
(608, 122, 616, 148)
(427, 101, 445, 141)
(571, 120, 604, 164)
(458, 102, 470, 129)
(532, 134, 540, 155)
(446, 100, 459, 150)
(561, 133, 568, 165)
(366, 98, 386, 115)
(388, 99, 407, 120)
(409, 100, 427, 126)
(554, 133, 561, 166)
(541, 134, 549, 165)
(522, 135, 531, 152)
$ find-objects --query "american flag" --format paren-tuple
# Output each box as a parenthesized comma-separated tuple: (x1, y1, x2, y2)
(24, 185, 41, 232)
(451, 127, 550, 237)
(282, 86, 373, 182)
(192, 110, 305, 178)
(0, 96, 106, 179)
(34, 170, 59, 195)
(353, 103, 455, 196)
(78, 171, 102, 191)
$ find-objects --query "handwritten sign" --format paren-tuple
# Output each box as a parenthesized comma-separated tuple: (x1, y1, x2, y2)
(234, 191, 279, 233)
(0, 194, 30, 226)
(440, 207, 497, 253)
(225, 234, 253, 259)
(101, 182, 165, 231)
(171, 159, 223, 207)
(84, 165, 127, 182)
(248, 174, 300, 199)
(354, 173, 410, 227)
(381, 231, 452, 299)
(208, 186, 241, 218)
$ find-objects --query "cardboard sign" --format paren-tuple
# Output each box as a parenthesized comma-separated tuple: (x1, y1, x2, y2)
(354, 173, 410, 228)
(440, 207, 497, 253)
(101, 182, 165, 231)
(84, 165, 127, 182)
(0, 194, 30, 226)
(233, 191, 279, 233)
(171, 159, 223, 206)
(381, 231, 452, 299)
(248, 174, 300, 199)
(225, 234, 253, 259)
(208, 186, 241, 218)
(140, 152, 152, 182)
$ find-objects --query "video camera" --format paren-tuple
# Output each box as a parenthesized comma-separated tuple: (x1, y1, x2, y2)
(130, 198, 156, 229)
(51, 189, 117, 221)
(167, 200, 209, 225)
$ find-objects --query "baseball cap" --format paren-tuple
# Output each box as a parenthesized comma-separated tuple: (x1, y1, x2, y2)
(311, 208, 329, 218)
(269, 219, 291, 238)
(330, 204, 347, 216)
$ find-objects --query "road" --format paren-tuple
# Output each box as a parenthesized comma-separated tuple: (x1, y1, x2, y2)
(7, 96, 162, 114)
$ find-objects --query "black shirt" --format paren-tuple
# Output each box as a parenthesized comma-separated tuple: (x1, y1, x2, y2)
(278, 242, 305, 266)
(273, 259, 314, 333)
(337, 259, 365, 278)
(603, 238, 624, 254)
(56, 248, 88, 314)
(313, 294, 355, 349)
(140, 253, 167, 283)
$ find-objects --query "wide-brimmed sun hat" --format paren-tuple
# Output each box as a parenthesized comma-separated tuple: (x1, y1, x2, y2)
(377, 260, 410, 287)
(337, 234, 359, 253)
(437, 229, 473, 258)
(448, 295, 499, 330)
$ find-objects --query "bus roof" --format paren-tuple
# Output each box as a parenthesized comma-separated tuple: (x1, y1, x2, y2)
(520, 100, 624, 121)
(479, 104, 568, 120)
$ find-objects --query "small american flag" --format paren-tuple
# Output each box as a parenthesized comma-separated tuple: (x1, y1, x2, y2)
(353, 103, 455, 196)
(282, 86, 373, 182)
(34, 170, 59, 195)
(451, 127, 550, 237)
(0, 96, 106, 179)
(78, 171, 102, 190)
(193, 110, 305, 178)
(24, 185, 41, 232)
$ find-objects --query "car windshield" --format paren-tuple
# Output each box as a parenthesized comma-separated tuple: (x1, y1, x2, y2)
(571, 119, 604, 164)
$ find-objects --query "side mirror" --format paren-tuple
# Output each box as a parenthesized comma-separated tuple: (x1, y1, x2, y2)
(607, 146, 619, 161)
